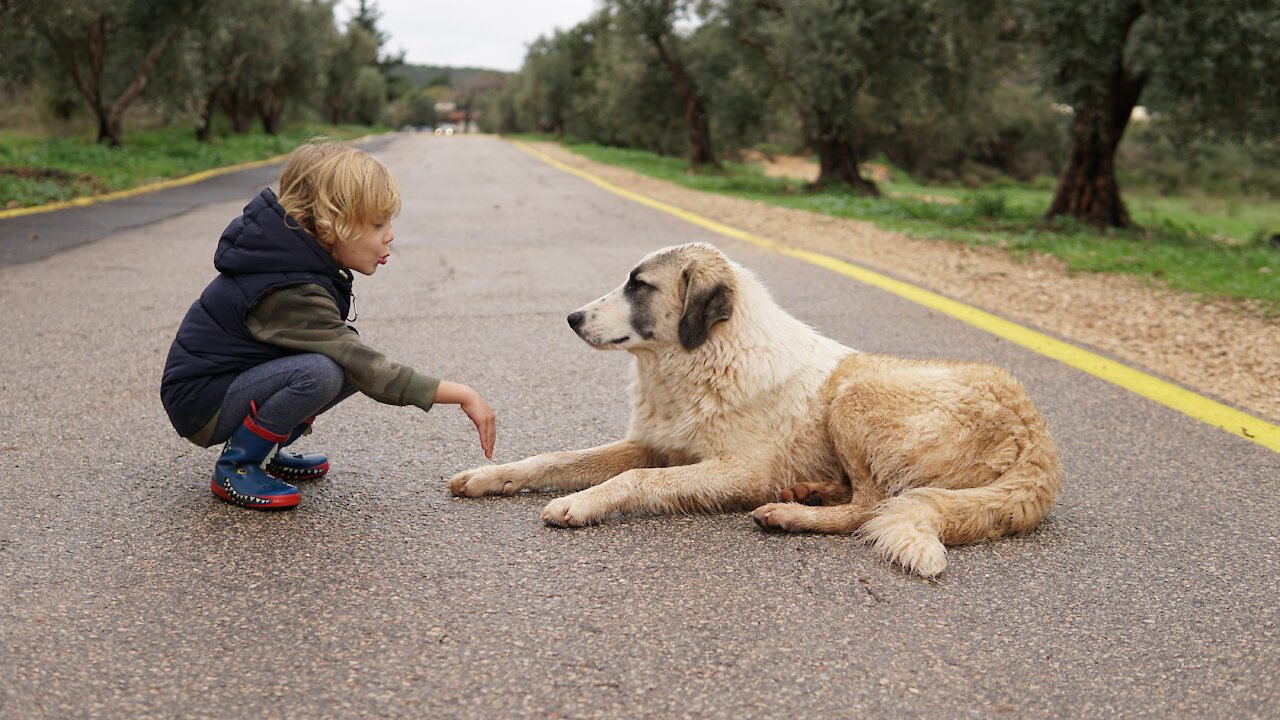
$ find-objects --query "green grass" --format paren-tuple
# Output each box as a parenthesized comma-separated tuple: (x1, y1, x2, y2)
(0, 124, 383, 209)
(539, 138, 1280, 314)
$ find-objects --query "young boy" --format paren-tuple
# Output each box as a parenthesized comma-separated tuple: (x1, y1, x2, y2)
(161, 139, 495, 509)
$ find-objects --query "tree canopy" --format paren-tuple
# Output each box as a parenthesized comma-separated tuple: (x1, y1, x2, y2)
(495, 0, 1279, 227)
(0, 0, 490, 145)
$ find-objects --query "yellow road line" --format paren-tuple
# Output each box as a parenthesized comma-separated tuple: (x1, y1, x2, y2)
(0, 132, 389, 221)
(513, 140, 1280, 454)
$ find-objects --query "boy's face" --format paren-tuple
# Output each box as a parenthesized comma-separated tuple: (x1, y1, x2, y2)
(333, 219, 394, 276)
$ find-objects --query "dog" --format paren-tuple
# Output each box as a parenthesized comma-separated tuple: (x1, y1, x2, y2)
(448, 243, 1062, 577)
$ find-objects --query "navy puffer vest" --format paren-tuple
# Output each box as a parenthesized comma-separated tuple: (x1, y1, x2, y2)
(160, 188, 353, 438)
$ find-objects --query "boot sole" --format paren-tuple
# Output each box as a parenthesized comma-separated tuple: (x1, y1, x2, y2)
(211, 480, 300, 509)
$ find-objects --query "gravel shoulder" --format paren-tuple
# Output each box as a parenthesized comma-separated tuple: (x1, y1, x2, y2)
(531, 141, 1280, 425)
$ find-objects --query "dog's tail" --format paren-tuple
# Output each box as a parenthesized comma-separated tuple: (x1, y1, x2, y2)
(858, 443, 1062, 578)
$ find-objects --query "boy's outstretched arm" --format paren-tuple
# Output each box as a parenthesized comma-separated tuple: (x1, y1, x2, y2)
(434, 381, 496, 459)
(245, 285, 495, 457)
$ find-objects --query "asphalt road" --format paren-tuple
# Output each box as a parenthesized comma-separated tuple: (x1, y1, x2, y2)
(1, 133, 1277, 719)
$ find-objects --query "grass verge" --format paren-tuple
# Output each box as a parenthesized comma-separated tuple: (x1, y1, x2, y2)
(0, 124, 382, 210)
(527, 137, 1279, 315)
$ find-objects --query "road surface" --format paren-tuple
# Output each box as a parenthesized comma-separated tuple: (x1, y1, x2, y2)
(1, 133, 1276, 719)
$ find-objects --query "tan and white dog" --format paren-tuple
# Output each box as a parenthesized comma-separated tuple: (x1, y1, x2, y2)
(448, 243, 1062, 577)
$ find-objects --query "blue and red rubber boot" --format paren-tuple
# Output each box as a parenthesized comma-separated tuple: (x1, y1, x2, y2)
(265, 417, 330, 482)
(211, 410, 300, 509)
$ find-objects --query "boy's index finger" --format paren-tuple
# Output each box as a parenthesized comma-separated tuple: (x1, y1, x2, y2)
(481, 421, 494, 458)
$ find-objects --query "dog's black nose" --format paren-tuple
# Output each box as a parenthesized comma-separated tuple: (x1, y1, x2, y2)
(567, 311, 585, 330)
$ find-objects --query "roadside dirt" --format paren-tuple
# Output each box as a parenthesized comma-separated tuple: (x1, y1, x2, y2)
(532, 141, 1280, 424)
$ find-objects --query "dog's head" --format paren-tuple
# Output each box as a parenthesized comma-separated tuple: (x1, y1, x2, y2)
(568, 243, 737, 352)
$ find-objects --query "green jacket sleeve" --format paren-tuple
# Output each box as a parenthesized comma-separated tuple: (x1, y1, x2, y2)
(245, 284, 440, 412)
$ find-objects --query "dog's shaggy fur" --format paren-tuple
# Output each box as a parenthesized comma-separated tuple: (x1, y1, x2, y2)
(449, 243, 1062, 577)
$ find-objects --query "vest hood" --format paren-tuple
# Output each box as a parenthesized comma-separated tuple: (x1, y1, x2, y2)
(215, 187, 346, 280)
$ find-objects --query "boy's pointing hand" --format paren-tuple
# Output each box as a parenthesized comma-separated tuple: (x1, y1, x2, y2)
(462, 392, 496, 459)
(433, 381, 497, 459)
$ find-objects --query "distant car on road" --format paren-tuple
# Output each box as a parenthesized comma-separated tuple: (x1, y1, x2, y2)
(434, 124, 458, 136)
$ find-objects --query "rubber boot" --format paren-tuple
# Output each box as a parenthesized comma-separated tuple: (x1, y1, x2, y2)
(211, 410, 300, 509)
(266, 417, 330, 481)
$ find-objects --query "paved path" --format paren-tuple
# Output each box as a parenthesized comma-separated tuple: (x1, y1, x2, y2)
(1, 134, 1276, 719)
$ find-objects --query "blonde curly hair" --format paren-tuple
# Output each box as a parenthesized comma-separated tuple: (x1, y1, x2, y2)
(276, 138, 400, 252)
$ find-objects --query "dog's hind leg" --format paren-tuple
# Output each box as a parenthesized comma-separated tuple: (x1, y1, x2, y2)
(750, 499, 876, 534)
(449, 440, 660, 497)
(778, 481, 852, 506)
(752, 479, 883, 531)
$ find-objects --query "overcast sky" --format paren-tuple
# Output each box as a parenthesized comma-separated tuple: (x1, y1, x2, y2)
(337, 0, 603, 73)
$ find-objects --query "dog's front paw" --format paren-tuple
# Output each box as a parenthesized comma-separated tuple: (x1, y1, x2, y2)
(447, 465, 520, 497)
(540, 494, 595, 528)
(751, 502, 811, 533)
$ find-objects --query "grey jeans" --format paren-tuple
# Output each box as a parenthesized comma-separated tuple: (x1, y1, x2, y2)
(208, 353, 356, 446)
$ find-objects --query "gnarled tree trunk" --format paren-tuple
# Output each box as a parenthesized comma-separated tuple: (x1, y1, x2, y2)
(811, 111, 879, 195)
(221, 85, 255, 133)
(1046, 3, 1147, 228)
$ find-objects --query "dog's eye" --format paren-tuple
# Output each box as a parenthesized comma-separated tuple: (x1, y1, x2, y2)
(627, 277, 651, 292)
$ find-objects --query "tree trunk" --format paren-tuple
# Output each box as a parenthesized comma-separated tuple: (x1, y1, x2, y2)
(257, 94, 283, 136)
(1046, 109, 1133, 228)
(105, 33, 171, 136)
(683, 97, 717, 168)
(97, 115, 122, 147)
(650, 34, 719, 169)
(222, 89, 254, 133)
(811, 112, 879, 195)
(1046, 3, 1147, 229)
(260, 111, 280, 136)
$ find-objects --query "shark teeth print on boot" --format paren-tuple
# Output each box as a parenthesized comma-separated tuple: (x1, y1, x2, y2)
(266, 417, 329, 481)
(211, 409, 300, 510)
(266, 451, 329, 481)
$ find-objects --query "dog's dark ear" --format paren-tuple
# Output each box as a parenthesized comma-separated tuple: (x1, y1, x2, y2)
(679, 267, 735, 350)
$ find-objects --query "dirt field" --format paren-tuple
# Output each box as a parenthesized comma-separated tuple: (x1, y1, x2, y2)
(534, 141, 1280, 424)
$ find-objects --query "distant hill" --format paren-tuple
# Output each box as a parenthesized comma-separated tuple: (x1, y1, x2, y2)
(392, 64, 511, 89)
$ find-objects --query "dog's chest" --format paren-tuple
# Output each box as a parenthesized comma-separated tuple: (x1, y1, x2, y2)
(629, 367, 828, 457)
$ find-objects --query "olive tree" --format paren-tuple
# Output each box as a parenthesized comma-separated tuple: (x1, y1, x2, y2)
(612, 0, 720, 168)
(717, 0, 992, 193)
(1021, 0, 1280, 228)
(7, 0, 200, 145)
